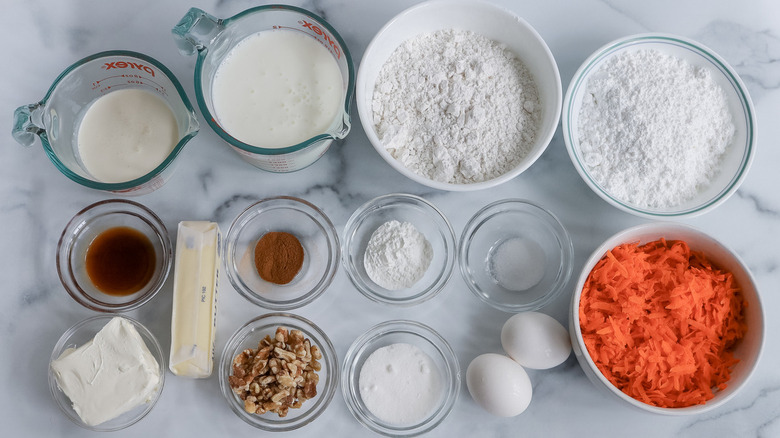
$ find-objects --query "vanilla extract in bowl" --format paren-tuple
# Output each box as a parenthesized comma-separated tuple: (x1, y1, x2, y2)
(85, 226, 157, 296)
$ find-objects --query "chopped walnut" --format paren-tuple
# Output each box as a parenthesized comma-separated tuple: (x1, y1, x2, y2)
(230, 327, 322, 417)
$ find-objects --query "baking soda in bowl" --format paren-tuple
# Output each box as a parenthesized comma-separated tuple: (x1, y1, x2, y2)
(212, 29, 344, 148)
(358, 343, 443, 425)
(77, 89, 178, 183)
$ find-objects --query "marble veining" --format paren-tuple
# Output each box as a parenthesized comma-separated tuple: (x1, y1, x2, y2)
(1, 0, 778, 437)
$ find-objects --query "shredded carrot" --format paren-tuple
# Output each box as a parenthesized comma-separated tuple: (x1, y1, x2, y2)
(579, 238, 747, 408)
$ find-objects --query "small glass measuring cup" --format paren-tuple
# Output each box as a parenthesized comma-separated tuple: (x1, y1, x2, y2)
(12, 51, 199, 195)
(172, 5, 355, 173)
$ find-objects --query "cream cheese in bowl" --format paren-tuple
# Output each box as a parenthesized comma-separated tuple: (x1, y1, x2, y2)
(49, 316, 165, 430)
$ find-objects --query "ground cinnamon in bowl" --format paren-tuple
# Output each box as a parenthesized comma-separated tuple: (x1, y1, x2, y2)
(254, 232, 305, 285)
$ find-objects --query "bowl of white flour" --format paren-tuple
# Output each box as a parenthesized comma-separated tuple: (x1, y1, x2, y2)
(563, 34, 756, 218)
(356, 0, 562, 191)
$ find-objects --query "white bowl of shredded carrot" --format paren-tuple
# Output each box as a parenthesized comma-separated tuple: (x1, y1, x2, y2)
(570, 223, 764, 415)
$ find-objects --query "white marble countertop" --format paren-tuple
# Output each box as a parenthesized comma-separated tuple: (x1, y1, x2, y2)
(2, 0, 778, 436)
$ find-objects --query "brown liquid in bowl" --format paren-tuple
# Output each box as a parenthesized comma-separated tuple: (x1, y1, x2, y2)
(85, 226, 156, 296)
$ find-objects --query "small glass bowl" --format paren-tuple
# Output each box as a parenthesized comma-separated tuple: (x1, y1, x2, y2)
(341, 320, 460, 437)
(219, 313, 338, 431)
(458, 199, 573, 312)
(48, 315, 166, 431)
(224, 197, 339, 310)
(342, 194, 456, 306)
(56, 199, 172, 312)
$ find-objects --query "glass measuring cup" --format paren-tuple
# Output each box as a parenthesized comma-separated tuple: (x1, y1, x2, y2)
(12, 51, 199, 195)
(172, 5, 355, 173)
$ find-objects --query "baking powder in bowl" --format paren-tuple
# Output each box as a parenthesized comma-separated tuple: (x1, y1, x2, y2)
(363, 220, 433, 290)
(358, 343, 443, 425)
(372, 29, 541, 184)
(578, 49, 735, 208)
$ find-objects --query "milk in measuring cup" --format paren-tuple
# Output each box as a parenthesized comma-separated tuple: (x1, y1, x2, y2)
(77, 89, 178, 183)
(211, 30, 343, 148)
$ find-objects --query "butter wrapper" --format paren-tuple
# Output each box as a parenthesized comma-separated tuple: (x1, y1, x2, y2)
(169, 221, 220, 378)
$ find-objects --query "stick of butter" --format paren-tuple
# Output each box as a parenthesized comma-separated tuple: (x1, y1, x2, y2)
(170, 221, 220, 378)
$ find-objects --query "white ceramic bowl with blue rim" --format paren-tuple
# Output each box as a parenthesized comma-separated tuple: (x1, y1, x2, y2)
(563, 33, 756, 219)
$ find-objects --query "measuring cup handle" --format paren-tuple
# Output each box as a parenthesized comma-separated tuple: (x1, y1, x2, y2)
(172, 8, 223, 56)
(12, 104, 44, 147)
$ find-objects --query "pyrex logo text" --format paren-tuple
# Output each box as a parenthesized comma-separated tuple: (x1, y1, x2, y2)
(300, 20, 342, 59)
(103, 61, 156, 77)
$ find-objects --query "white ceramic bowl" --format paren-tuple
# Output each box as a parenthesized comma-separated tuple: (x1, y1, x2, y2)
(570, 223, 764, 415)
(563, 34, 756, 218)
(357, 0, 562, 191)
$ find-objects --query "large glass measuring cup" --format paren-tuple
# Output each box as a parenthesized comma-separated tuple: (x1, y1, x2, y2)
(12, 51, 199, 195)
(172, 5, 355, 173)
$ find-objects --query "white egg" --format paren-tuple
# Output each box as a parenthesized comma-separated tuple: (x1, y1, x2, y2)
(466, 353, 532, 417)
(501, 311, 571, 370)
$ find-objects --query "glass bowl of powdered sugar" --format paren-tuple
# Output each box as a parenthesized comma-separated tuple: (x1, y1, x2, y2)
(342, 194, 456, 306)
(563, 33, 756, 219)
(342, 320, 460, 436)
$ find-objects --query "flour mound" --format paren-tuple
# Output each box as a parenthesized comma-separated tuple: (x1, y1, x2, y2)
(372, 29, 541, 184)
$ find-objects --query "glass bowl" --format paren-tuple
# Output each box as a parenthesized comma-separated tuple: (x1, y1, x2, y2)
(342, 194, 456, 306)
(562, 33, 756, 218)
(224, 197, 339, 310)
(356, 0, 561, 191)
(48, 315, 166, 431)
(570, 223, 764, 415)
(458, 199, 573, 312)
(56, 199, 172, 312)
(218, 313, 338, 431)
(341, 320, 460, 437)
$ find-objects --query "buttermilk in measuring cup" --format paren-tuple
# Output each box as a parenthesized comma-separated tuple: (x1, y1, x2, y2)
(78, 89, 178, 183)
(211, 30, 343, 148)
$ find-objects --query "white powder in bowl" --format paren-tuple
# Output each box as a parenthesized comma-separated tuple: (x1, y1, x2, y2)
(372, 29, 541, 184)
(363, 220, 433, 290)
(578, 49, 735, 209)
(488, 237, 546, 291)
(358, 343, 443, 426)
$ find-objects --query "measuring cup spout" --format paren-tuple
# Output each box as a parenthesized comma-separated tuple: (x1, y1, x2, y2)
(333, 111, 352, 140)
(12, 103, 44, 147)
(172, 8, 223, 56)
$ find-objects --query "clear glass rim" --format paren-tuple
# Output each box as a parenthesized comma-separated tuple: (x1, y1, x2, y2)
(341, 193, 456, 306)
(218, 312, 338, 431)
(48, 314, 166, 431)
(193, 4, 356, 156)
(562, 33, 756, 218)
(37, 50, 198, 191)
(340, 319, 461, 437)
(55, 199, 172, 312)
(458, 198, 574, 312)
(224, 196, 340, 310)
